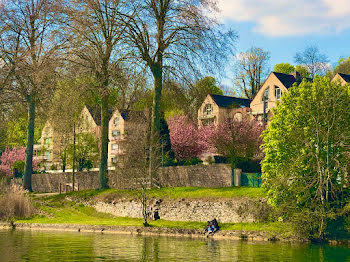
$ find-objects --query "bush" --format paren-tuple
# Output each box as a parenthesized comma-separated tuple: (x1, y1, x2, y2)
(50, 164, 57, 171)
(12, 160, 25, 177)
(0, 184, 35, 221)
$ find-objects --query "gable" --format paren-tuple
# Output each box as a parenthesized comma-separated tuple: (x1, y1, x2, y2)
(250, 72, 289, 107)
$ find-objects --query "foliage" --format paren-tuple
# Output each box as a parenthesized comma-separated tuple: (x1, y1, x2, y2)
(189, 76, 224, 117)
(66, 133, 99, 171)
(168, 116, 213, 161)
(211, 118, 264, 167)
(0, 148, 39, 176)
(295, 65, 311, 78)
(331, 57, 350, 77)
(262, 76, 350, 239)
(294, 46, 329, 78)
(234, 47, 270, 99)
(0, 184, 35, 222)
(273, 63, 295, 74)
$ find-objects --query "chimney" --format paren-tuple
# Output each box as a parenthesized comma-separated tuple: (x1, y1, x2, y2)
(290, 71, 301, 80)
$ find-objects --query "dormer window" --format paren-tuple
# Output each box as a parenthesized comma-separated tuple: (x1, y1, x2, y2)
(275, 86, 281, 100)
(204, 104, 212, 115)
(113, 117, 119, 127)
(262, 87, 269, 101)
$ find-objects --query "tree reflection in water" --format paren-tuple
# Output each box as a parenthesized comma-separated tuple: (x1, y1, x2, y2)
(0, 230, 349, 261)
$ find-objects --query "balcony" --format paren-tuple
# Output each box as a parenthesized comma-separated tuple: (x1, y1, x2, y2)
(199, 114, 216, 120)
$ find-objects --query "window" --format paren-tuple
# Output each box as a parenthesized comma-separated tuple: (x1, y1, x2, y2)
(204, 104, 212, 115)
(275, 86, 281, 100)
(112, 157, 117, 163)
(44, 151, 51, 159)
(112, 130, 121, 137)
(262, 87, 269, 101)
(113, 117, 119, 127)
(44, 138, 52, 146)
(112, 144, 119, 151)
(233, 113, 243, 122)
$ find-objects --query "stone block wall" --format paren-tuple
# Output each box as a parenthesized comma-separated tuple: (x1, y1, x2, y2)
(158, 164, 232, 188)
(31, 164, 233, 193)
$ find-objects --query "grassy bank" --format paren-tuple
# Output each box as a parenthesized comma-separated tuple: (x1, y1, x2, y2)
(17, 198, 292, 237)
(13, 187, 295, 237)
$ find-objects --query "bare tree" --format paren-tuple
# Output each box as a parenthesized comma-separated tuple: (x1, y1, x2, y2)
(234, 47, 270, 99)
(294, 46, 329, 78)
(117, 111, 162, 225)
(121, 0, 237, 135)
(65, 0, 128, 188)
(0, 0, 65, 191)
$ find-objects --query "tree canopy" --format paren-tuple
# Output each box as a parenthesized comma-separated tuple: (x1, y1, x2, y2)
(262, 76, 350, 239)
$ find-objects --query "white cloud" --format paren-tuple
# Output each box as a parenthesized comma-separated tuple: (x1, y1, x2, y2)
(218, 0, 350, 36)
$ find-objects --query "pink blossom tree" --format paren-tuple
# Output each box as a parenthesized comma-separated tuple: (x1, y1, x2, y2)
(168, 116, 214, 161)
(0, 147, 39, 176)
(211, 118, 264, 166)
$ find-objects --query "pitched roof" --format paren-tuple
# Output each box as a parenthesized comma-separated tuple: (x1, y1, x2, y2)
(86, 106, 113, 126)
(338, 73, 350, 83)
(272, 72, 299, 88)
(210, 94, 251, 108)
(271, 72, 311, 89)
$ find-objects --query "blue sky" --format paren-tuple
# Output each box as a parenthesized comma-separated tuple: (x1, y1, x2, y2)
(218, 0, 350, 86)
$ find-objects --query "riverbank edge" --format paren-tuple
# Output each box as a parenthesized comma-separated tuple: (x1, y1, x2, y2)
(1, 222, 309, 243)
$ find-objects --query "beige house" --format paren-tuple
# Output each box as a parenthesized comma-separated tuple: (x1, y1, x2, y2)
(250, 72, 310, 122)
(34, 106, 101, 169)
(332, 73, 350, 85)
(34, 106, 139, 170)
(198, 94, 251, 127)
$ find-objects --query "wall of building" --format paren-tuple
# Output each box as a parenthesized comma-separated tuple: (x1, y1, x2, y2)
(30, 164, 233, 193)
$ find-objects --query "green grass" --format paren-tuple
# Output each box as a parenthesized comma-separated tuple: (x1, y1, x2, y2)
(17, 202, 291, 235)
(17, 187, 294, 236)
(36, 187, 266, 204)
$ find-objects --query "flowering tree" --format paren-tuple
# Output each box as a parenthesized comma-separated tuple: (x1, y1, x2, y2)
(211, 118, 264, 166)
(0, 148, 39, 176)
(168, 116, 214, 161)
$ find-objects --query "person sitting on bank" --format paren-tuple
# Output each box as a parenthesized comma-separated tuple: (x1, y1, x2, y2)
(203, 219, 219, 235)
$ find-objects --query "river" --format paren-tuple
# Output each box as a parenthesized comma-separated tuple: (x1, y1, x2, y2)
(0, 230, 349, 261)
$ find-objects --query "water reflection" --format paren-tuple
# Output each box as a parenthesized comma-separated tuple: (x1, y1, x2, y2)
(0, 230, 348, 261)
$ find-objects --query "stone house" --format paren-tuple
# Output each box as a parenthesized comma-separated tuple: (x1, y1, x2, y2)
(250, 71, 350, 123)
(332, 72, 350, 85)
(250, 71, 311, 122)
(34, 106, 142, 170)
(197, 94, 251, 127)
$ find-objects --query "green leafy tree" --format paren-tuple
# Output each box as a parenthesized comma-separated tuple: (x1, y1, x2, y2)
(262, 76, 350, 239)
(189, 76, 223, 117)
(273, 63, 295, 74)
(67, 133, 99, 171)
(295, 65, 310, 78)
(332, 57, 350, 76)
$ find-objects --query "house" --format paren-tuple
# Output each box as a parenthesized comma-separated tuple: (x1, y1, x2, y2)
(332, 73, 350, 85)
(34, 106, 101, 170)
(197, 94, 251, 127)
(250, 71, 310, 122)
(34, 106, 142, 170)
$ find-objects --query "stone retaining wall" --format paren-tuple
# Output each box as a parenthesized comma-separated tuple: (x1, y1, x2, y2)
(93, 198, 263, 223)
(30, 164, 233, 193)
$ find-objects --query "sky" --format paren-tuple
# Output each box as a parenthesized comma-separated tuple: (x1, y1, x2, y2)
(217, 0, 350, 86)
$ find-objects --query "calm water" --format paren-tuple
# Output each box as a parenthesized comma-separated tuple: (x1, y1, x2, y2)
(0, 230, 349, 262)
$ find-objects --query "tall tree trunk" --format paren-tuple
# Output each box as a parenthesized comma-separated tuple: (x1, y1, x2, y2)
(150, 63, 162, 134)
(149, 63, 163, 188)
(99, 94, 109, 189)
(23, 95, 35, 192)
